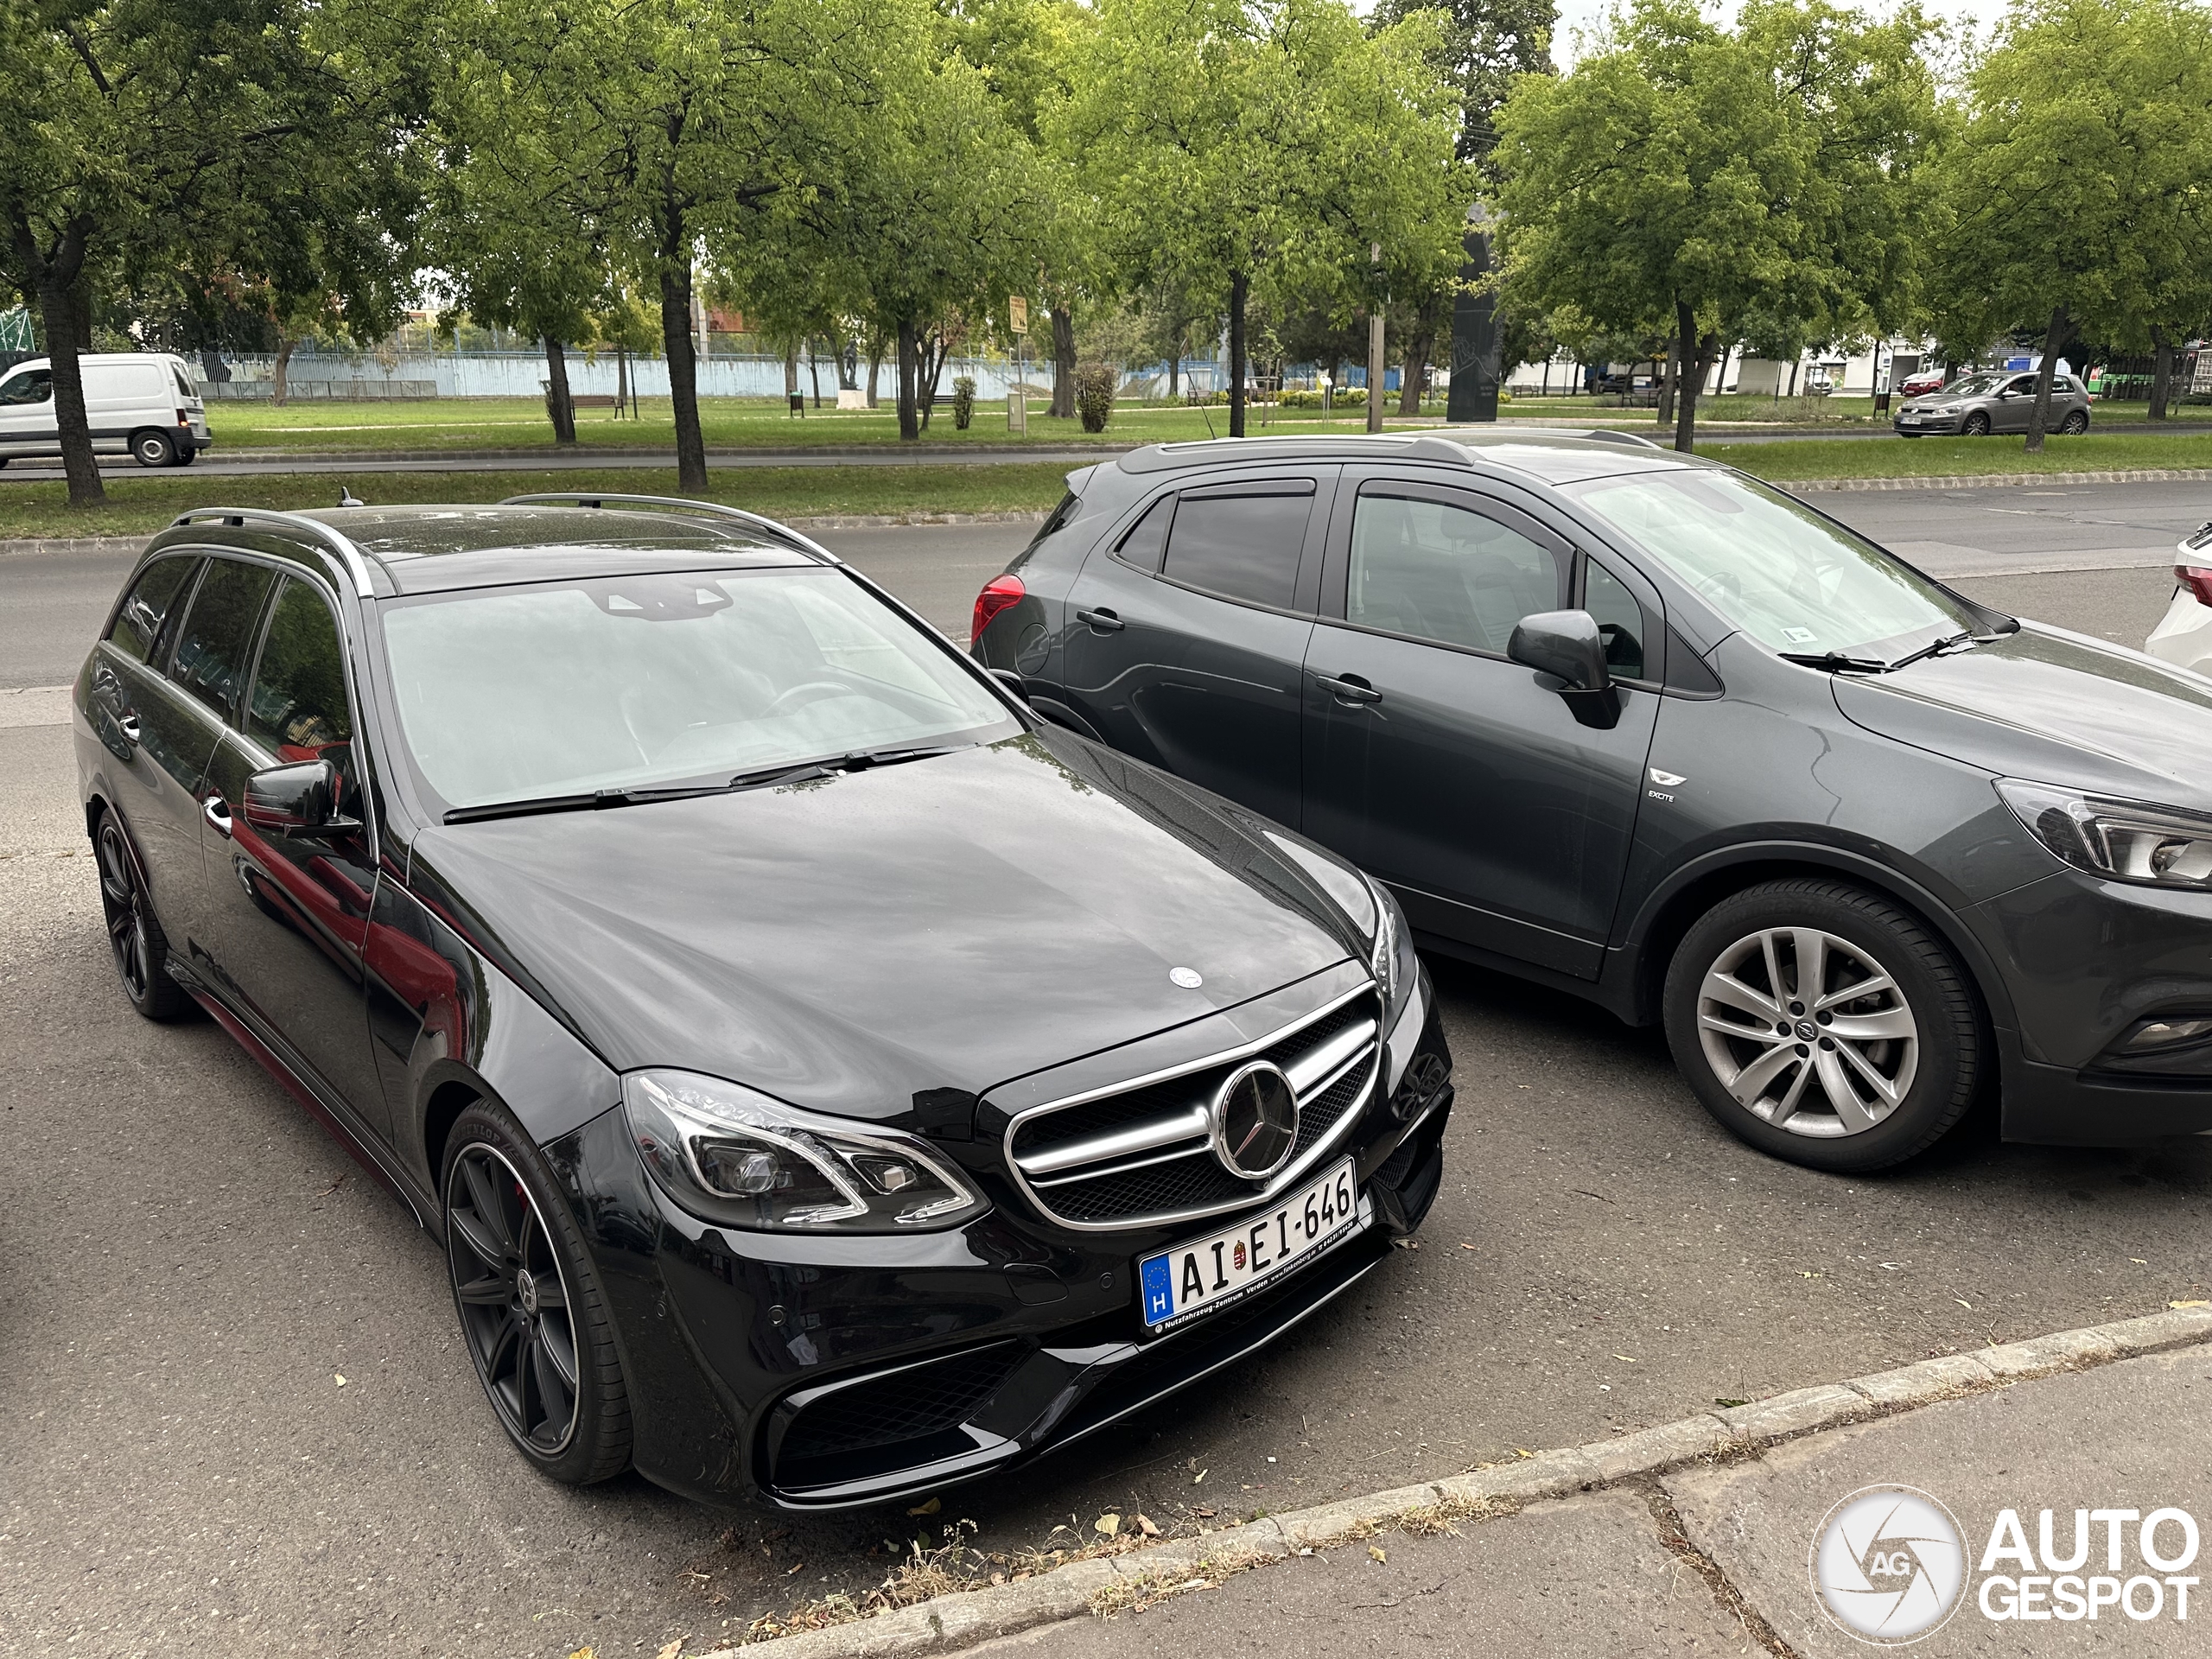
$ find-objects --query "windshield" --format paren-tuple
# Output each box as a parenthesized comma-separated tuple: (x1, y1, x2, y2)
(1942, 374, 2005, 398)
(381, 568, 1019, 810)
(1567, 469, 1981, 661)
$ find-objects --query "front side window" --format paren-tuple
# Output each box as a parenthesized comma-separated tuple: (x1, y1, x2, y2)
(1569, 469, 1980, 661)
(1160, 485, 1313, 608)
(106, 556, 199, 664)
(168, 559, 277, 721)
(381, 568, 1020, 811)
(1346, 491, 1564, 655)
(246, 579, 353, 763)
(0, 368, 52, 406)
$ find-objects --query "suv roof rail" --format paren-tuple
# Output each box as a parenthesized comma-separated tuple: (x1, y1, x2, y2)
(1567, 428, 1665, 449)
(1117, 434, 1478, 475)
(167, 507, 384, 598)
(497, 492, 839, 563)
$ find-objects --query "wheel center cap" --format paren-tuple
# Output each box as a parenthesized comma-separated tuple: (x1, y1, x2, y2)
(515, 1269, 538, 1317)
(1796, 1020, 1818, 1041)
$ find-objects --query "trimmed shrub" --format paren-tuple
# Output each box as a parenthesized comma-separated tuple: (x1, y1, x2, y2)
(1073, 361, 1118, 432)
(951, 375, 976, 430)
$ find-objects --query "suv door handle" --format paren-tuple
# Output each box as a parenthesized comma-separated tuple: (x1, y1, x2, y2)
(1076, 607, 1125, 632)
(116, 713, 141, 746)
(1316, 674, 1382, 705)
(203, 794, 233, 838)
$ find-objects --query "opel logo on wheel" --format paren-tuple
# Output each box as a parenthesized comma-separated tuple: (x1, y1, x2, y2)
(1210, 1060, 1300, 1180)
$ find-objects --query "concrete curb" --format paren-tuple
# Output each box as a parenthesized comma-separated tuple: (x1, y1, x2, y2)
(1786, 466, 2212, 492)
(700, 1304, 2212, 1658)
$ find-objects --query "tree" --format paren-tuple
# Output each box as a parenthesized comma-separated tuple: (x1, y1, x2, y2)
(0, 0, 426, 506)
(1929, 0, 2212, 448)
(1373, 0, 1555, 163)
(1494, 0, 1942, 453)
(1056, 0, 1465, 439)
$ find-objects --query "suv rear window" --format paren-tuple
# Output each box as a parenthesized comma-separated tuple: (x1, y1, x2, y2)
(1161, 482, 1314, 609)
(107, 556, 199, 664)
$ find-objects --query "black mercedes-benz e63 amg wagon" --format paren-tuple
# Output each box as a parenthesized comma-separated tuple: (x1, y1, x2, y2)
(73, 493, 1452, 1509)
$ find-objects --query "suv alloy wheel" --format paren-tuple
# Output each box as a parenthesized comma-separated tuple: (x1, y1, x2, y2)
(1663, 879, 1981, 1171)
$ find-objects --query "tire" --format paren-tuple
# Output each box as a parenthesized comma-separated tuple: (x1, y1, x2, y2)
(130, 429, 177, 467)
(1662, 879, 1980, 1173)
(442, 1101, 632, 1484)
(93, 807, 191, 1020)
(176, 445, 198, 465)
(1961, 411, 1991, 436)
(2060, 410, 2088, 435)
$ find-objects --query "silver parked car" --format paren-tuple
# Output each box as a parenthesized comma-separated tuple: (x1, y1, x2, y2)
(1893, 370, 2091, 437)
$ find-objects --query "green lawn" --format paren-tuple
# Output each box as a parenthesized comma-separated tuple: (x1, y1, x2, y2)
(0, 463, 1077, 542)
(199, 396, 1414, 453)
(1708, 429, 2212, 481)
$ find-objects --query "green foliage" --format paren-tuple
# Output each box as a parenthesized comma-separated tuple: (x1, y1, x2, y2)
(952, 375, 978, 429)
(1372, 0, 1558, 162)
(1072, 360, 1118, 430)
(1280, 385, 1365, 406)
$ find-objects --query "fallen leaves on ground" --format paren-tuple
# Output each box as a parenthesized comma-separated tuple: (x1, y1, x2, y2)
(906, 1497, 940, 1516)
(1368, 1545, 1388, 1564)
(1095, 1513, 1121, 1536)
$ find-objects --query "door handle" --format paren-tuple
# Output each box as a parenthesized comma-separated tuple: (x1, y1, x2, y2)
(1076, 607, 1125, 632)
(203, 794, 233, 838)
(116, 712, 141, 746)
(1316, 674, 1382, 706)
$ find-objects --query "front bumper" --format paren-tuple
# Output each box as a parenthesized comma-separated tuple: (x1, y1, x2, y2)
(1975, 869, 2212, 1142)
(553, 981, 1453, 1510)
(1892, 412, 1962, 435)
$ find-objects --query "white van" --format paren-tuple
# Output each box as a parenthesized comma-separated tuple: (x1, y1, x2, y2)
(0, 353, 211, 467)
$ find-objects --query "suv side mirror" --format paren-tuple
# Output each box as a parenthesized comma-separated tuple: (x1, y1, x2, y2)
(244, 758, 359, 837)
(987, 666, 1031, 704)
(1509, 610, 1621, 729)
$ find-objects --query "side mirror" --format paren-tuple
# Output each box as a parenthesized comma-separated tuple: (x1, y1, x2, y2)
(244, 759, 358, 836)
(1508, 610, 1621, 729)
(988, 666, 1031, 704)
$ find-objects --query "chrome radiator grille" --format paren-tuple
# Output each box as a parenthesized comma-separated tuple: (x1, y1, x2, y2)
(1004, 988, 1382, 1230)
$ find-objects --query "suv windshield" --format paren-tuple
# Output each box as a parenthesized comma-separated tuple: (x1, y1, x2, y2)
(382, 567, 1018, 811)
(1567, 469, 1982, 662)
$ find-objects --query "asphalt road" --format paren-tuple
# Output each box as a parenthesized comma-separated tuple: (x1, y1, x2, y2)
(4, 481, 2212, 1657)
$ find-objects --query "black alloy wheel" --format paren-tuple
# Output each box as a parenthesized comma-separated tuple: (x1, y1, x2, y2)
(94, 809, 188, 1019)
(1961, 411, 1992, 436)
(442, 1103, 632, 1484)
(2060, 410, 2089, 435)
(1663, 878, 1982, 1173)
(131, 429, 178, 467)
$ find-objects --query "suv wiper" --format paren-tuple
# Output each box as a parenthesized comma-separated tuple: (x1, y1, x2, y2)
(1886, 630, 1981, 671)
(1779, 650, 1891, 673)
(442, 744, 974, 824)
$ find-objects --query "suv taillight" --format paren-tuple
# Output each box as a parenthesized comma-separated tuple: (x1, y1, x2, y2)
(2178, 566, 2212, 607)
(971, 573, 1025, 645)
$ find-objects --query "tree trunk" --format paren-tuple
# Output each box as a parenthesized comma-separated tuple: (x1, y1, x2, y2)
(1787, 357, 1800, 397)
(1366, 308, 1385, 434)
(2151, 330, 2174, 422)
(272, 333, 296, 407)
(1228, 270, 1249, 439)
(543, 337, 577, 445)
(783, 344, 798, 398)
(616, 347, 628, 420)
(1656, 338, 1676, 425)
(1167, 332, 1180, 402)
(808, 340, 822, 410)
(896, 318, 921, 442)
(1049, 306, 1076, 419)
(1673, 303, 1718, 454)
(659, 261, 708, 491)
(1399, 327, 1431, 416)
(37, 275, 104, 507)
(2024, 305, 2073, 454)
(867, 346, 881, 409)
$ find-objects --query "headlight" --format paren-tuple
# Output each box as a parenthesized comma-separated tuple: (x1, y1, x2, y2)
(1366, 875, 1418, 1030)
(1998, 779, 2212, 887)
(621, 1069, 987, 1232)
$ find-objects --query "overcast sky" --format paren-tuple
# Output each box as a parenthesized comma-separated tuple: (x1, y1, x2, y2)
(1548, 0, 1997, 67)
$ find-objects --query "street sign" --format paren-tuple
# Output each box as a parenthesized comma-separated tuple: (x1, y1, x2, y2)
(1009, 296, 1027, 336)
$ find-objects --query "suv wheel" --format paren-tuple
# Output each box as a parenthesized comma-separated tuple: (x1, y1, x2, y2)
(442, 1102, 632, 1484)
(1961, 411, 1992, 436)
(2061, 410, 2089, 435)
(131, 429, 178, 467)
(1662, 879, 1980, 1172)
(94, 808, 190, 1019)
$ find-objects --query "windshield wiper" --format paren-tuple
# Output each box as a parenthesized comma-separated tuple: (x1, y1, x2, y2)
(442, 744, 974, 824)
(1886, 630, 1981, 670)
(1779, 650, 1891, 673)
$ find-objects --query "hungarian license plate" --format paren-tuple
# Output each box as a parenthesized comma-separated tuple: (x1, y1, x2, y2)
(1136, 1157, 1362, 1333)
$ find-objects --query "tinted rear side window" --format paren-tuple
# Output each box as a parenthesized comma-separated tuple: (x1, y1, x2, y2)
(107, 556, 199, 664)
(1115, 493, 1175, 573)
(1161, 486, 1313, 608)
(169, 558, 276, 722)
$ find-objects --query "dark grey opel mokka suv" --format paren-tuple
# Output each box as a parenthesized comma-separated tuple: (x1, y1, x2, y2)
(973, 430, 2212, 1172)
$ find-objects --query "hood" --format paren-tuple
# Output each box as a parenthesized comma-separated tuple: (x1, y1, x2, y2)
(408, 731, 1363, 1122)
(1832, 622, 2212, 812)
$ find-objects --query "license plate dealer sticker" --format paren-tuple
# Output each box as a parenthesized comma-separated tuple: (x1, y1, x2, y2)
(1137, 1157, 1363, 1333)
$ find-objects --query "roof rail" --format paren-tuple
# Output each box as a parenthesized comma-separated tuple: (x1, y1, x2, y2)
(497, 492, 839, 563)
(168, 507, 383, 598)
